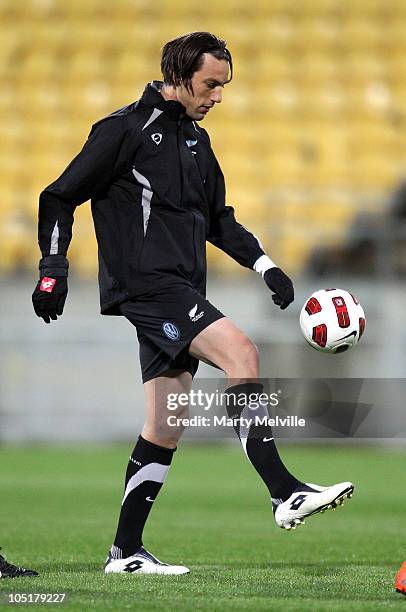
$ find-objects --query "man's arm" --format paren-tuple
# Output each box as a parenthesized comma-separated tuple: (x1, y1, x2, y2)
(33, 116, 135, 323)
(38, 116, 133, 259)
(206, 155, 294, 309)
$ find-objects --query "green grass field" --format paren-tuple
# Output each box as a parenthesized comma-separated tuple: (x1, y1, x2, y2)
(0, 443, 404, 611)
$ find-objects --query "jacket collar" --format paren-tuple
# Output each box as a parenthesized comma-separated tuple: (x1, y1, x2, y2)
(141, 81, 186, 121)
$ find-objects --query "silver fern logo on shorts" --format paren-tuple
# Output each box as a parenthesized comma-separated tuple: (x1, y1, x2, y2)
(188, 304, 204, 322)
(162, 322, 180, 341)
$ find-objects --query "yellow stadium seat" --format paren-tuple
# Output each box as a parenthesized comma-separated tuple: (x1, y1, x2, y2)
(348, 155, 402, 190)
(254, 52, 294, 83)
(340, 19, 384, 51)
(19, 51, 58, 85)
(295, 54, 341, 84)
(347, 0, 397, 19)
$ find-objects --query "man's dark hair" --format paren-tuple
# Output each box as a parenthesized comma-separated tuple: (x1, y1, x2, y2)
(161, 31, 233, 94)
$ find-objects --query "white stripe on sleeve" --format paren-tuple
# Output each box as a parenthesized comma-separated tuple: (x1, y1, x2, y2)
(50, 220, 59, 255)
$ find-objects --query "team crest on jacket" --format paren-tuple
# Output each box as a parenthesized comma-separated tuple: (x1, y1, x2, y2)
(151, 133, 162, 145)
(162, 321, 180, 341)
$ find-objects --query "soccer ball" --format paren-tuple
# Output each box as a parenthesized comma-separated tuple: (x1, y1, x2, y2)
(300, 288, 366, 354)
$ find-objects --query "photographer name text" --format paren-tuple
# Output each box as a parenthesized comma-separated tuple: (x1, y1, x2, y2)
(167, 415, 305, 428)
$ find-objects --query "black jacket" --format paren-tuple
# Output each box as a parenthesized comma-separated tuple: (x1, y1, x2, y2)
(38, 81, 265, 314)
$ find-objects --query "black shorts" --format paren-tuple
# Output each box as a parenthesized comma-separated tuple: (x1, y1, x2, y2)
(119, 285, 225, 383)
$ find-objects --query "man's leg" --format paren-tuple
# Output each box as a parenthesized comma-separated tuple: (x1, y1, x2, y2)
(189, 318, 300, 499)
(106, 371, 191, 574)
(190, 318, 354, 529)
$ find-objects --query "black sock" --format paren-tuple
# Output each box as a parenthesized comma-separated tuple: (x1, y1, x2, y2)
(225, 383, 300, 502)
(111, 435, 175, 559)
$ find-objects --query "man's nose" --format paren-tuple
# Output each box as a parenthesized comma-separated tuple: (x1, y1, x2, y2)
(211, 87, 223, 104)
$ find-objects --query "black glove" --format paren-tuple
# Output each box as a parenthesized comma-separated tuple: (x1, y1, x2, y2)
(32, 255, 69, 324)
(264, 267, 294, 310)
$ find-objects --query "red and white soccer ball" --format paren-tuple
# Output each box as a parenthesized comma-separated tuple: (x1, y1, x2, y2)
(300, 288, 366, 354)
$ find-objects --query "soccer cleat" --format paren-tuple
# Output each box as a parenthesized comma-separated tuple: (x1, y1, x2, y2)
(395, 561, 406, 595)
(0, 548, 38, 578)
(104, 546, 189, 575)
(273, 481, 354, 530)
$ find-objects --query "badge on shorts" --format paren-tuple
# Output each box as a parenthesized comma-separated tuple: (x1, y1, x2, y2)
(162, 321, 180, 341)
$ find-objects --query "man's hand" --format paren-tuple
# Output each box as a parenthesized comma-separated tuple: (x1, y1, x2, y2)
(32, 254, 69, 323)
(32, 276, 68, 323)
(264, 267, 294, 310)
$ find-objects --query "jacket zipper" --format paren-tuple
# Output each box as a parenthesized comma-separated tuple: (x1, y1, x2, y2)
(177, 116, 201, 282)
(177, 117, 185, 207)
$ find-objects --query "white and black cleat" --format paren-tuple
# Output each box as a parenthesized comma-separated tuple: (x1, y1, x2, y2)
(273, 481, 354, 530)
(104, 547, 189, 575)
(0, 548, 38, 578)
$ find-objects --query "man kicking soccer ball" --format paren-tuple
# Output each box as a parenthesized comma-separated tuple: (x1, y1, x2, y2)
(32, 32, 354, 575)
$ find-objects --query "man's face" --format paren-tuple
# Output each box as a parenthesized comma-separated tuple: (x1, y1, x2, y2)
(176, 53, 230, 121)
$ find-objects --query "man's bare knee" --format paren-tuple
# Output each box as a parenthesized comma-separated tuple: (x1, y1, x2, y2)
(243, 340, 260, 371)
(226, 338, 259, 379)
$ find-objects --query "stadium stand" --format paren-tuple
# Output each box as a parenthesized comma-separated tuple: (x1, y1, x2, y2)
(0, 0, 405, 275)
